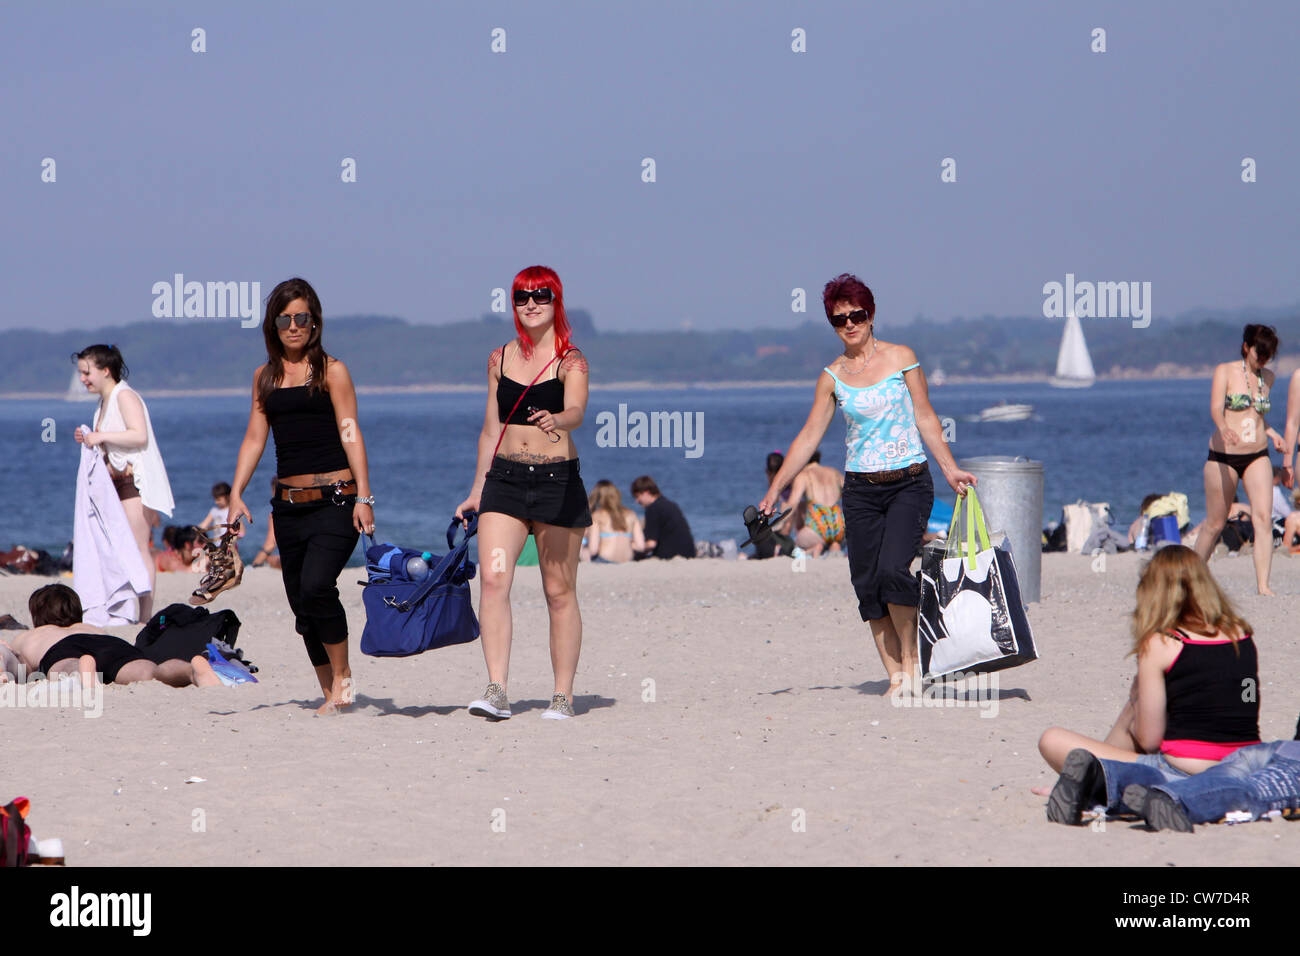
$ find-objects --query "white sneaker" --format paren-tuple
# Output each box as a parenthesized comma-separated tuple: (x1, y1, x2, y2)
(468, 682, 511, 719)
(540, 693, 575, 719)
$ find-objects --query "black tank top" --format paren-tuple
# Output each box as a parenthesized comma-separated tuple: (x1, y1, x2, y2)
(264, 385, 349, 477)
(1163, 628, 1260, 744)
(496, 341, 569, 423)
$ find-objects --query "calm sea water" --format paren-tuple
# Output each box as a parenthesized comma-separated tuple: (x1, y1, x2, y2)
(1, 379, 1232, 562)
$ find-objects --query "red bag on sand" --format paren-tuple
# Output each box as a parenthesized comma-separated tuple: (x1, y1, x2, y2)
(1, 797, 32, 867)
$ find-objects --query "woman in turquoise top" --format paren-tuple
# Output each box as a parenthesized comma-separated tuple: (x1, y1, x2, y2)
(1194, 323, 1283, 595)
(760, 274, 974, 696)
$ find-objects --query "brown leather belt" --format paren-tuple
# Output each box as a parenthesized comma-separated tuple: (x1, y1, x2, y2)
(848, 461, 927, 485)
(275, 479, 356, 504)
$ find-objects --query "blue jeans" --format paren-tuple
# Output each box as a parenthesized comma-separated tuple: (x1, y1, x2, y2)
(1097, 753, 1191, 813)
(1152, 741, 1300, 823)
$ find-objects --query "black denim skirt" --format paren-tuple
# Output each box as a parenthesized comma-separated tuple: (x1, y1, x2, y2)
(479, 456, 593, 528)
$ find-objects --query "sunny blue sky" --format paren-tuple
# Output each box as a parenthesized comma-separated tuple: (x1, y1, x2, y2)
(3, 0, 1297, 333)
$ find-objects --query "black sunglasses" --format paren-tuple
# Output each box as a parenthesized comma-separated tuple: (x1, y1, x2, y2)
(513, 288, 554, 306)
(828, 309, 870, 329)
(275, 312, 312, 330)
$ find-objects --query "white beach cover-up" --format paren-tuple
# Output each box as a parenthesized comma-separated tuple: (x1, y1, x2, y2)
(72, 437, 152, 626)
(93, 381, 174, 518)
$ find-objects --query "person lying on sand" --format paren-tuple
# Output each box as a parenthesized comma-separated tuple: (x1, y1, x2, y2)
(2, 584, 220, 688)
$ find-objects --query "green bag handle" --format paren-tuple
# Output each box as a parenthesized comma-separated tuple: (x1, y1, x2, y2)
(944, 487, 991, 571)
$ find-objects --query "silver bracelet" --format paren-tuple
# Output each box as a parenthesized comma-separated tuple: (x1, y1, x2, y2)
(356, 496, 376, 506)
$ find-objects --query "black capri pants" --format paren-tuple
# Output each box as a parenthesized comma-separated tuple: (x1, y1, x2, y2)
(842, 466, 934, 621)
(270, 494, 360, 666)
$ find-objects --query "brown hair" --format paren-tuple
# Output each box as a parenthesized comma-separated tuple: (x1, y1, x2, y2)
(29, 584, 83, 628)
(255, 277, 329, 410)
(1130, 545, 1250, 656)
(631, 475, 660, 498)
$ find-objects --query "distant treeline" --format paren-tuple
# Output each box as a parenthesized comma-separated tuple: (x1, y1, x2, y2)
(5, 305, 1300, 392)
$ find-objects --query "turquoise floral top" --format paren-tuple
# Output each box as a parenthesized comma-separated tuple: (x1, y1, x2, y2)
(825, 363, 927, 473)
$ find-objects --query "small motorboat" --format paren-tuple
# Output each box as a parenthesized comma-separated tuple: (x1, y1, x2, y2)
(978, 402, 1034, 422)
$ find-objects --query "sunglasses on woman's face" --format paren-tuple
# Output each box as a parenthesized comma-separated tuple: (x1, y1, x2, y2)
(828, 309, 870, 329)
(275, 312, 312, 330)
(513, 288, 554, 306)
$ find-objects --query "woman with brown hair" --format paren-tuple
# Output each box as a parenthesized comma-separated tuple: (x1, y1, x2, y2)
(1194, 323, 1284, 594)
(226, 278, 375, 715)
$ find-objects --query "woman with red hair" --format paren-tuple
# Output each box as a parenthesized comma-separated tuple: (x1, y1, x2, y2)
(760, 274, 973, 695)
(456, 266, 591, 720)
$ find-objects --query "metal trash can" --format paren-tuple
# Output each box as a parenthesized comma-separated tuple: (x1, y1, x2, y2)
(958, 455, 1044, 604)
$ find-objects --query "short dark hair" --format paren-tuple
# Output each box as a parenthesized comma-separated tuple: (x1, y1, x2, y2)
(211, 482, 232, 498)
(822, 274, 876, 320)
(72, 344, 128, 382)
(1241, 324, 1278, 364)
(631, 475, 660, 497)
(765, 452, 784, 479)
(29, 584, 83, 628)
(808, 449, 822, 465)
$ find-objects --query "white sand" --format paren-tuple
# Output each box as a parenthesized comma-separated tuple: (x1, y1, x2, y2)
(2, 549, 1297, 866)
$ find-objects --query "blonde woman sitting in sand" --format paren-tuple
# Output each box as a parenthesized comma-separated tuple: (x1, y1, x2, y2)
(584, 480, 645, 563)
(1036, 545, 1261, 823)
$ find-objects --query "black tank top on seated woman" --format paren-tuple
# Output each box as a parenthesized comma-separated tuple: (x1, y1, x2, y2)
(496, 341, 569, 424)
(1161, 628, 1261, 760)
(264, 384, 349, 477)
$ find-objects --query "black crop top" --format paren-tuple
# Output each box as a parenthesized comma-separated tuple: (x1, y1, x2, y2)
(263, 385, 349, 477)
(496, 342, 570, 424)
(1162, 628, 1260, 746)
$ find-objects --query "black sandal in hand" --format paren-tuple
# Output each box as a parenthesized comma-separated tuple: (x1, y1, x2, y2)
(739, 505, 791, 549)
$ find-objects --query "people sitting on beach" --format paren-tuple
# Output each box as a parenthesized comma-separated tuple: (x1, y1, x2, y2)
(584, 480, 645, 563)
(749, 452, 795, 559)
(786, 450, 845, 557)
(250, 514, 281, 568)
(1119, 720, 1300, 831)
(630, 476, 695, 560)
(1269, 466, 1300, 551)
(0, 584, 221, 688)
(1037, 545, 1260, 824)
(154, 525, 204, 573)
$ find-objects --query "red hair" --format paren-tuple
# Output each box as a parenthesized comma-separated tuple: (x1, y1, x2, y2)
(822, 273, 876, 320)
(512, 265, 572, 360)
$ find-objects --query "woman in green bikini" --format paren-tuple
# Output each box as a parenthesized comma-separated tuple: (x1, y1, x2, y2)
(1194, 324, 1284, 595)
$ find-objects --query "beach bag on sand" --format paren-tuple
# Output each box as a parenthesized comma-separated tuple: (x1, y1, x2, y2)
(134, 603, 254, 670)
(1062, 500, 1112, 554)
(1, 797, 32, 867)
(917, 489, 1038, 680)
(360, 515, 480, 657)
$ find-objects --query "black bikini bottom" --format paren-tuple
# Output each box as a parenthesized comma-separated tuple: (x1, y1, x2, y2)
(1207, 447, 1270, 476)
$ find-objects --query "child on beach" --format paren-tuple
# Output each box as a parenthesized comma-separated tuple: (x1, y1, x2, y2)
(1038, 545, 1261, 823)
(198, 482, 245, 539)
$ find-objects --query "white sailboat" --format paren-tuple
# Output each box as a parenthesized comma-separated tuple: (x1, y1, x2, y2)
(1049, 312, 1096, 388)
(64, 370, 95, 401)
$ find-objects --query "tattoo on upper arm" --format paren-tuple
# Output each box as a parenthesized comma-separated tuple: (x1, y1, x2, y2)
(561, 350, 588, 374)
(488, 348, 502, 373)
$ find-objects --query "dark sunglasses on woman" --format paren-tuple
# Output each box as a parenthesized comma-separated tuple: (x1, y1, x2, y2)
(275, 312, 312, 330)
(513, 288, 554, 306)
(828, 309, 870, 329)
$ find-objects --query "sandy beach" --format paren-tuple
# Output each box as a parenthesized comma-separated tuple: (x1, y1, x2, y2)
(2, 549, 1297, 867)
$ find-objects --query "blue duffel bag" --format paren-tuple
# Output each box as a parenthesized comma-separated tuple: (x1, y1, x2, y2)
(360, 514, 480, 657)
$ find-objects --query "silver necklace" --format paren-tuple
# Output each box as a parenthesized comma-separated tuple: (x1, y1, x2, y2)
(842, 337, 877, 375)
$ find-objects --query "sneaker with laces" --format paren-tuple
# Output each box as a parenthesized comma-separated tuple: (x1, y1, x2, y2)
(541, 693, 575, 720)
(468, 682, 511, 719)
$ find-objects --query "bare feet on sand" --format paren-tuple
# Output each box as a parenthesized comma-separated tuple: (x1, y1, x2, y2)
(316, 672, 354, 716)
(190, 655, 223, 688)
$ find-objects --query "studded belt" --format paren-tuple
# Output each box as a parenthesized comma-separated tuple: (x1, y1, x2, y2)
(847, 462, 927, 485)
